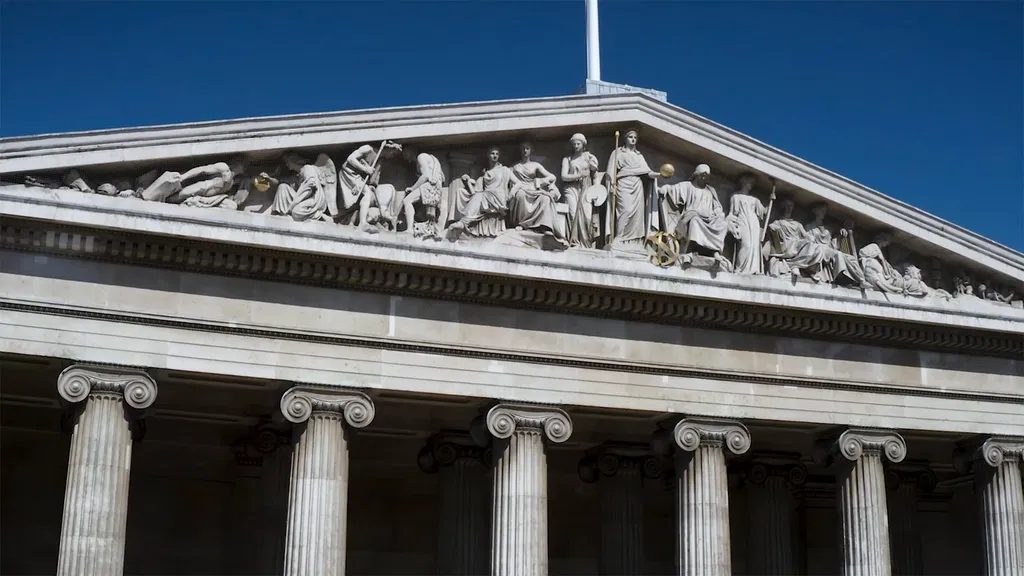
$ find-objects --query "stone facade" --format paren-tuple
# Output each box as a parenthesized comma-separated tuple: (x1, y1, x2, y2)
(0, 93, 1022, 575)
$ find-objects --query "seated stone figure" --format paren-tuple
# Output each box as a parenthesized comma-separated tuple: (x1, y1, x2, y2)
(507, 141, 566, 246)
(659, 164, 730, 268)
(264, 152, 338, 222)
(767, 200, 868, 287)
(447, 147, 513, 240)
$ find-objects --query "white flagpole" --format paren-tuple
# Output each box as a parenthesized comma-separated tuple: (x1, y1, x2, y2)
(586, 0, 601, 81)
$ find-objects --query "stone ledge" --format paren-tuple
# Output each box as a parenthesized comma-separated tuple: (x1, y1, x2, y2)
(1, 212, 1021, 359)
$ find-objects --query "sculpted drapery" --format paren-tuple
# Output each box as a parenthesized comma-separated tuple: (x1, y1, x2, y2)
(508, 142, 563, 239)
(727, 195, 767, 275)
(606, 137, 655, 248)
(561, 133, 600, 248)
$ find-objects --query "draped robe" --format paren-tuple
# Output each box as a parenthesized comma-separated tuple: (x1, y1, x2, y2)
(271, 154, 336, 222)
(768, 219, 865, 284)
(606, 147, 653, 246)
(563, 152, 598, 247)
(661, 181, 729, 253)
(508, 161, 562, 237)
(457, 163, 513, 237)
(726, 193, 767, 274)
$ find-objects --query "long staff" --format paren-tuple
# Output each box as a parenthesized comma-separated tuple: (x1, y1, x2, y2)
(354, 140, 390, 201)
(759, 178, 777, 244)
(608, 130, 620, 245)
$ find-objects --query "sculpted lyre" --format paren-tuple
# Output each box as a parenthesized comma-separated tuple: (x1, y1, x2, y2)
(659, 164, 731, 269)
(561, 133, 601, 248)
(606, 129, 659, 249)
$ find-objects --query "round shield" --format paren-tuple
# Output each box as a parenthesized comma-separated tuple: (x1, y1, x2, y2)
(582, 183, 608, 206)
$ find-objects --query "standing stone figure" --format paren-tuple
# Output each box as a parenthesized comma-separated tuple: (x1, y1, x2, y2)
(447, 146, 514, 240)
(267, 152, 338, 222)
(508, 141, 567, 246)
(401, 150, 446, 238)
(660, 164, 731, 268)
(767, 200, 867, 287)
(605, 129, 660, 249)
(726, 173, 772, 274)
(337, 141, 403, 232)
(560, 133, 601, 248)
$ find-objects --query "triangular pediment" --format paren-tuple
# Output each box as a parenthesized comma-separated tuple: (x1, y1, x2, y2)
(1, 93, 1021, 321)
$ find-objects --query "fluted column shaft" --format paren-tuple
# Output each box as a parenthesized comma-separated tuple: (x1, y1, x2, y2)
(833, 428, 906, 576)
(419, 434, 491, 576)
(663, 418, 750, 576)
(279, 386, 375, 576)
(745, 459, 806, 575)
(975, 438, 1024, 575)
(56, 365, 158, 576)
(485, 403, 572, 576)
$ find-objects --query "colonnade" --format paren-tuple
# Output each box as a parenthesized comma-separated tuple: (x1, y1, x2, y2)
(53, 366, 1024, 575)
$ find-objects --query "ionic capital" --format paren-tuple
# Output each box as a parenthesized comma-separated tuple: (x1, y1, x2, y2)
(837, 429, 906, 463)
(673, 418, 751, 455)
(485, 403, 572, 444)
(417, 432, 487, 473)
(56, 364, 158, 410)
(279, 386, 374, 428)
(578, 442, 664, 483)
(977, 437, 1024, 468)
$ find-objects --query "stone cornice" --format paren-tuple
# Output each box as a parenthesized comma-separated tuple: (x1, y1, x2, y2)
(2, 212, 1020, 359)
(2, 92, 1019, 283)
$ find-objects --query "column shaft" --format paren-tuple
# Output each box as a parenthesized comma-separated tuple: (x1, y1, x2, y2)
(675, 445, 731, 575)
(747, 476, 798, 574)
(55, 365, 157, 576)
(283, 413, 350, 576)
(438, 457, 490, 575)
(839, 454, 892, 576)
(976, 438, 1024, 576)
(57, 392, 134, 576)
(484, 403, 572, 576)
(279, 386, 375, 576)
(600, 468, 645, 575)
(492, 429, 548, 576)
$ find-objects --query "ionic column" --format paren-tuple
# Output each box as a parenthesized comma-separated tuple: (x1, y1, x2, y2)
(279, 386, 375, 576)
(661, 418, 751, 576)
(833, 428, 907, 576)
(744, 455, 807, 575)
(418, 433, 490, 576)
(885, 466, 935, 576)
(578, 443, 663, 575)
(485, 403, 572, 576)
(56, 364, 158, 576)
(975, 437, 1024, 575)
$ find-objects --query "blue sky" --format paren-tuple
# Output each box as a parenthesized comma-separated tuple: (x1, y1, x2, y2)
(2, 1, 1021, 250)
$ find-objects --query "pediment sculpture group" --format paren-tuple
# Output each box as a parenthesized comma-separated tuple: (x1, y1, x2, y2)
(21, 128, 1019, 306)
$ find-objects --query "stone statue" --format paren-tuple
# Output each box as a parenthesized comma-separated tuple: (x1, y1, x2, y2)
(447, 146, 513, 240)
(401, 149, 445, 238)
(560, 133, 601, 248)
(140, 157, 250, 210)
(903, 264, 953, 300)
(767, 200, 868, 287)
(266, 152, 338, 222)
(859, 233, 951, 299)
(337, 141, 403, 232)
(660, 164, 731, 269)
(605, 129, 659, 249)
(726, 173, 772, 274)
(507, 141, 566, 245)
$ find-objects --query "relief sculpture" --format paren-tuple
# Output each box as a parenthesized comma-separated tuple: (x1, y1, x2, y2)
(12, 124, 1021, 309)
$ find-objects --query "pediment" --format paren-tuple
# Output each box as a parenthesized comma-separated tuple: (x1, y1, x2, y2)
(1, 93, 1021, 325)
